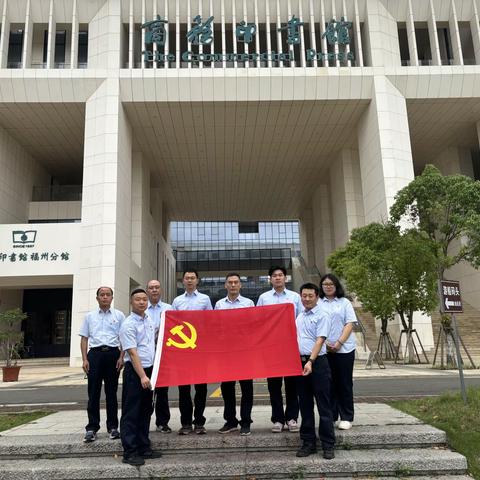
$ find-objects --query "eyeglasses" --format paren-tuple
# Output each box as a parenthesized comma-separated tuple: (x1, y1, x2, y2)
(322, 283, 335, 287)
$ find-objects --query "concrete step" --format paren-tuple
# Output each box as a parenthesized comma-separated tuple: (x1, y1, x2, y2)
(0, 425, 447, 459)
(0, 448, 467, 479)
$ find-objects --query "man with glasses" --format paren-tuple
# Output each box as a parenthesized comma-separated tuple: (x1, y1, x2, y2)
(257, 265, 302, 433)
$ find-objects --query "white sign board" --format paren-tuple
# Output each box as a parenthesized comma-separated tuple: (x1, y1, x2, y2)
(0, 223, 80, 277)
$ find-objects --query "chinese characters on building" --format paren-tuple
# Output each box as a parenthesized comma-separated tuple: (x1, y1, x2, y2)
(0, 252, 70, 263)
(141, 15, 354, 64)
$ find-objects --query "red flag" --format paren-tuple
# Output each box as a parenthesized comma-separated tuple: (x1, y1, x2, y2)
(151, 303, 302, 388)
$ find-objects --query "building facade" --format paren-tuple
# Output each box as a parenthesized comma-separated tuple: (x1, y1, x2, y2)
(0, 0, 479, 366)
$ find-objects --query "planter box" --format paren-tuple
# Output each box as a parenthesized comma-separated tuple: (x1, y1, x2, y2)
(2, 366, 21, 382)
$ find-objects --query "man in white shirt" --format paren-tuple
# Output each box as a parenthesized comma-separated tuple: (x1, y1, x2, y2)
(257, 265, 301, 433)
(79, 286, 125, 443)
(171, 269, 212, 435)
(146, 279, 172, 434)
(215, 273, 255, 436)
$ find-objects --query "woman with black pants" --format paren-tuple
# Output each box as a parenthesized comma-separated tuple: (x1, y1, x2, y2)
(318, 274, 357, 430)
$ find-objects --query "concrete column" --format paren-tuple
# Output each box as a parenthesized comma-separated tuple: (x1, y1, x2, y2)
(299, 209, 315, 269)
(22, 0, 33, 68)
(449, 0, 464, 65)
(329, 149, 365, 249)
(69, 79, 133, 366)
(311, 184, 334, 275)
(357, 76, 415, 223)
(428, 0, 441, 66)
(473, 1, 480, 68)
(70, 0, 79, 68)
(362, 0, 401, 66)
(88, 0, 122, 69)
(0, 0, 10, 68)
(432, 146, 475, 177)
(406, 0, 419, 66)
(46, 0, 56, 68)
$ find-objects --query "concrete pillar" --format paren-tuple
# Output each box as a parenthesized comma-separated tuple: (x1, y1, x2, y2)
(406, 0, 419, 66)
(428, 0, 442, 66)
(299, 209, 315, 269)
(88, 0, 122, 69)
(70, 0, 79, 68)
(432, 146, 474, 178)
(357, 76, 415, 223)
(69, 79, 133, 366)
(22, 0, 33, 68)
(46, 0, 56, 68)
(449, 0, 464, 65)
(362, 0, 401, 66)
(0, 0, 10, 69)
(311, 184, 334, 274)
(329, 149, 365, 249)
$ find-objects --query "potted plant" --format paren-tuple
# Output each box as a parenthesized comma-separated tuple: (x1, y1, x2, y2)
(0, 308, 26, 382)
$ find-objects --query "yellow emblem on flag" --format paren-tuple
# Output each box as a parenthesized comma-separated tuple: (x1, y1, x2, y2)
(166, 321, 197, 349)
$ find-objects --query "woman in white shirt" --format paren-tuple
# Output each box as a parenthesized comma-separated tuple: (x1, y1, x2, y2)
(317, 274, 357, 430)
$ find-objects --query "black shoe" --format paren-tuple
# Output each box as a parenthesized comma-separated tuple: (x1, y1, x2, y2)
(109, 428, 120, 440)
(296, 443, 317, 457)
(218, 423, 238, 434)
(83, 430, 97, 443)
(240, 425, 251, 436)
(140, 448, 162, 459)
(194, 424, 207, 435)
(323, 448, 335, 460)
(122, 455, 145, 466)
(156, 425, 172, 434)
(178, 425, 193, 435)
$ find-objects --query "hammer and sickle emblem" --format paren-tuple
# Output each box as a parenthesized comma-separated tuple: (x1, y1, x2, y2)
(166, 321, 197, 349)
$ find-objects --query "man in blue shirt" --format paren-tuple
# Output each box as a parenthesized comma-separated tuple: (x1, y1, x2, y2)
(215, 273, 255, 436)
(256, 265, 301, 433)
(119, 288, 158, 466)
(295, 283, 335, 459)
(79, 286, 125, 443)
(172, 269, 212, 435)
(146, 279, 172, 434)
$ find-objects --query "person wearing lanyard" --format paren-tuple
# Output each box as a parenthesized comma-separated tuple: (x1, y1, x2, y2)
(215, 273, 255, 436)
(171, 269, 213, 435)
(146, 279, 172, 434)
(295, 282, 335, 459)
(256, 265, 302, 433)
(119, 288, 158, 466)
(318, 273, 357, 431)
(79, 286, 125, 443)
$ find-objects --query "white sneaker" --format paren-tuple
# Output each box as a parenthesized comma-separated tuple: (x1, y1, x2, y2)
(271, 422, 283, 433)
(338, 420, 352, 430)
(287, 419, 299, 432)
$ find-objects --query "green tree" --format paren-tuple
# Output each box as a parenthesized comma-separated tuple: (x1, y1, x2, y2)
(389, 165, 480, 280)
(328, 223, 438, 362)
(389, 165, 480, 366)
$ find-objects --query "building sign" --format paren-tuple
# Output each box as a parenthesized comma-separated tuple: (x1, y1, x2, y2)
(439, 280, 463, 313)
(0, 224, 80, 277)
(141, 16, 354, 64)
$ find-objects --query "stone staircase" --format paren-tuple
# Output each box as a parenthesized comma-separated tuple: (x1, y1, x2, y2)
(0, 404, 469, 480)
(431, 299, 480, 365)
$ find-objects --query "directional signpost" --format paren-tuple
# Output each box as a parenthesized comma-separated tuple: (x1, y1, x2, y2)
(438, 280, 467, 404)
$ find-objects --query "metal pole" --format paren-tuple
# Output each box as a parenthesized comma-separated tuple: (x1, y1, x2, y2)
(451, 313, 467, 404)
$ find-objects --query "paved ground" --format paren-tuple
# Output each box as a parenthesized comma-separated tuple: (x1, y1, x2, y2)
(1, 403, 420, 437)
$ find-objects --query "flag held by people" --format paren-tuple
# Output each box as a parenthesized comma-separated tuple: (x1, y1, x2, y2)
(151, 303, 301, 388)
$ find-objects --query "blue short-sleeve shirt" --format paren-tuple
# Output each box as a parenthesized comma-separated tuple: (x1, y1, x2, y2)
(256, 288, 302, 316)
(214, 295, 254, 310)
(171, 290, 212, 311)
(119, 312, 156, 368)
(79, 308, 125, 348)
(295, 305, 332, 356)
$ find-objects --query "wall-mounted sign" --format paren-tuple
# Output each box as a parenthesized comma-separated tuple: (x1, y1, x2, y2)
(0, 224, 80, 277)
(141, 15, 354, 64)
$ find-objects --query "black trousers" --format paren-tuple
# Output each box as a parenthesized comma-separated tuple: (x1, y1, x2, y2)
(296, 355, 335, 449)
(120, 363, 154, 458)
(85, 348, 120, 432)
(327, 350, 355, 422)
(267, 375, 299, 424)
(154, 386, 170, 427)
(178, 383, 207, 427)
(221, 379, 253, 427)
